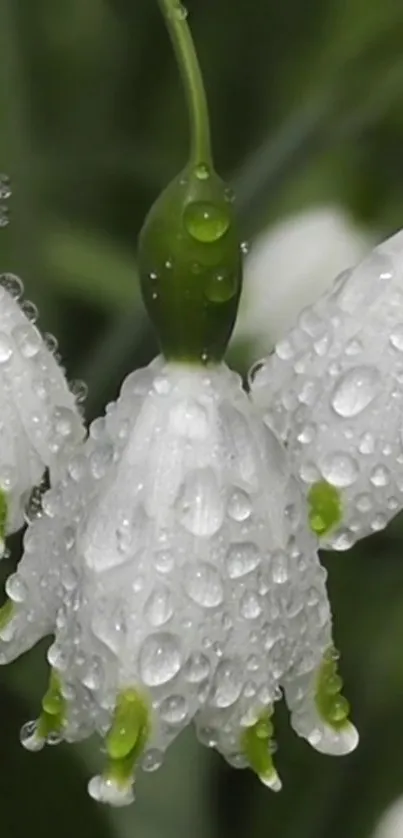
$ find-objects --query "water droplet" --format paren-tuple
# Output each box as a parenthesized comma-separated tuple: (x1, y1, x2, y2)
(89, 444, 114, 479)
(5, 574, 27, 603)
(20, 720, 43, 752)
(88, 774, 134, 807)
(321, 452, 358, 488)
(212, 660, 242, 708)
(44, 332, 58, 353)
(390, 326, 403, 351)
(154, 549, 175, 575)
(276, 339, 294, 360)
(240, 592, 262, 619)
(240, 241, 249, 255)
(184, 201, 230, 243)
(195, 162, 210, 180)
(176, 468, 224, 536)
(227, 488, 251, 521)
(0, 273, 23, 299)
(370, 464, 390, 487)
(139, 633, 182, 687)
(13, 324, 42, 358)
(160, 695, 188, 724)
(184, 652, 210, 683)
(142, 749, 163, 772)
(205, 269, 237, 303)
(185, 562, 223, 608)
(345, 338, 362, 356)
(70, 379, 88, 404)
(358, 431, 375, 455)
(331, 366, 380, 418)
(21, 300, 38, 323)
(225, 542, 260, 579)
(271, 550, 289, 584)
(0, 332, 13, 363)
(144, 586, 173, 627)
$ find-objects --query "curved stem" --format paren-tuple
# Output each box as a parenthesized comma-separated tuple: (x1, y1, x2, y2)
(157, 0, 212, 168)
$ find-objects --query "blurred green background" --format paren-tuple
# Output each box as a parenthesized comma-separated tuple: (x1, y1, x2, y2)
(1, 0, 403, 837)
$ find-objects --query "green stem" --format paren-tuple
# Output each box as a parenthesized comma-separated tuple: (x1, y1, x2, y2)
(157, 0, 212, 168)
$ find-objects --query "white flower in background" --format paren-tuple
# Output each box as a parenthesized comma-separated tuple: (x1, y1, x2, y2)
(0, 357, 356, 806)
(0, 273, 85, 544)
(234, 206, 372, 355)
(250, 229, 403, 550)
(372, 798, 403, 838)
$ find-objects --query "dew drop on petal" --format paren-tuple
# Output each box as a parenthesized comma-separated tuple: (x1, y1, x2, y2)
(0, 273, 23, 299)
(184, 652, 210, 683)
(212, 660, 242, 708)
(321, 452, 358, 488)
(160, 695, 188, 725)
(139, 633, 182, 687)
(240, 592, 262, 620)
(13, 324, 42, 358)
(185, 562, 223, 608)
(0, 332, 13, 363)
(225, 542, 260, 579)
(5, 573, 27, 603)
(176, 468, 224, 536)
(331, 366, 380, 418)
(390, 326, 403, 351)
(227, 488, 252, 521)
(144, 585, 173, 627)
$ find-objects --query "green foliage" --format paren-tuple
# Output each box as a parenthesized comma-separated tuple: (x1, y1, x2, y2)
(1, 0, 403, 836)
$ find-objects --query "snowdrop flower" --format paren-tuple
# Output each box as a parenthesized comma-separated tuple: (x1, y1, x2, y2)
(234, 206, 372, 354)
(0, 356, 356, 805)
(0, 271, 85, 545)
(250, 229, 403, 549)
(372, 798, 403, 838)
(0, 1, 357, 807)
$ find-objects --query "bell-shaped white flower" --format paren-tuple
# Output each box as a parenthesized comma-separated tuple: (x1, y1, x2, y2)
(234, 206, 372, 355)
(0, 358, 357, 806)
(250, 229, 403, 549)
(0, 273, 85, 544)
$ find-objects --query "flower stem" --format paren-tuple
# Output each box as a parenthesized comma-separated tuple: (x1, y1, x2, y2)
(157, 0, 212, 168)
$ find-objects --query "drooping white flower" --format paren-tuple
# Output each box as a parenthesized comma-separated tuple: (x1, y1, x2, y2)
(234, 206, 372, 355)
(250, 229, 403, 549)
(372, 797, 403, 838)
(0, 273, 85, 543)
(0, 357, 357, 806)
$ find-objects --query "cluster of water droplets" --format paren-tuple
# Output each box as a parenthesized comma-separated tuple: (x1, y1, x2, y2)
(250, 228, 403, 549)
(0, 356, 351, 802)
(0, 272, 85, 539)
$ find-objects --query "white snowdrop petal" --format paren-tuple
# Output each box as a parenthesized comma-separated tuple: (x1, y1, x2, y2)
(234, 206, 372, 354)
(250, 229, 403, 547)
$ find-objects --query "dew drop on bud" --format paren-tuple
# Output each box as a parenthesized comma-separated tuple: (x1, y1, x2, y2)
(195, 162, 210, 180)
(205, 269, 237, 303)
(184, 201, 230, 243)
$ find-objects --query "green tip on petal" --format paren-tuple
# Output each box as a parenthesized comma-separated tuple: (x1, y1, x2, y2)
(308, 481, 342, 537)
(315, 648, 351, 731)
(138, 164, 243, 364)
(0, 597, 14, 632)
(103, 689, 150, 788)
(38, 670, 66, 740)
(242, 708, 282, 791)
